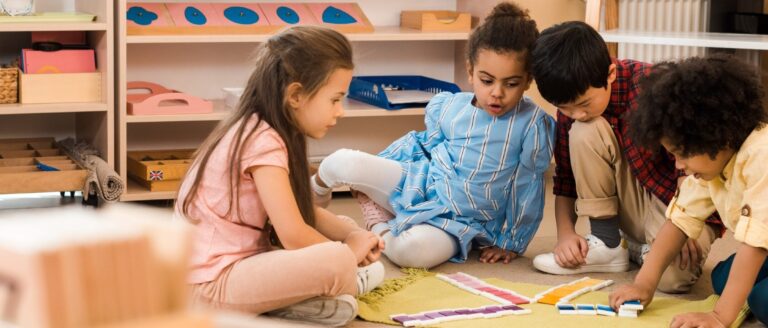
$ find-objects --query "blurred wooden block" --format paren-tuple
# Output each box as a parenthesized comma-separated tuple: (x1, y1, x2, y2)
(401, 11, 471, 32)
(0, 212, 192, 328)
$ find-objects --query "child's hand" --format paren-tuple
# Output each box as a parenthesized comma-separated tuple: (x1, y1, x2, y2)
(609, 283, 654, 310)
(344, 230, 381, 266)
(363, 236, 386, 266)
(554, 232, 588, 268)
(670, 312, 727, 328)
(479, 246, 517, 264)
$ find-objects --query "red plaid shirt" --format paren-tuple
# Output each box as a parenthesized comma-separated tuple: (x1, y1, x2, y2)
(552, 59, 724, 231)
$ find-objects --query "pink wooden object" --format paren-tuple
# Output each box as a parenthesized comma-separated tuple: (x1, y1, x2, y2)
(127, 81, 213, 116)
(306, 3, 367, 26)
(260, 3, 317, 26)
(210, 3, 270, 26)
(166, 3, 224, 27)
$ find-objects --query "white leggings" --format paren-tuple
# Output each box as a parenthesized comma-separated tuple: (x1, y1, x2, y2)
(319, 149, 458, 269)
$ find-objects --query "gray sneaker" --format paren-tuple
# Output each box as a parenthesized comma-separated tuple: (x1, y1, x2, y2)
(626, 239, 650, 266)
(266, 294, 358, 327)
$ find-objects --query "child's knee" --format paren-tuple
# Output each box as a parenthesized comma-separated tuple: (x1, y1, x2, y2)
(386, 235, 436, 268)
(657, 265, 700, 294)
(309, 242, 358, 294)
(319, 149, 363, 184)
(568, 117, 610, 149)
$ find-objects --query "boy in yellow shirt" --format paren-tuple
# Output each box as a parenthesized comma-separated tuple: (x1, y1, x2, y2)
(610, 54, 768, 326)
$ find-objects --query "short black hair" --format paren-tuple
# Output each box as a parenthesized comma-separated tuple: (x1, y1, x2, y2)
(531, 21, 611, 105)
(629, 53, 767, 158)
(466, 1, 539, 72)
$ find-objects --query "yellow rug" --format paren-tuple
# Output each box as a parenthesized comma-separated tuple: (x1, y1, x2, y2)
(358, 269, 748, 328)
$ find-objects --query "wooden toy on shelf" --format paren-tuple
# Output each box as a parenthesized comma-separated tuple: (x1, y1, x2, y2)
(127, 149, 194, 192)
(126, 2, 373, 35)
(0, 66, 18, 104)
(260, 2, 317, 26)
(127, 81, 213, 116)
(0, 137, 87, 194)
(306, 3, 373, 33)
(400, 10, 471, 32)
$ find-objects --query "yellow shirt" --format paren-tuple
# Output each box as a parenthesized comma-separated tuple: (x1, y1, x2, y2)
(667, 127, 768, 251)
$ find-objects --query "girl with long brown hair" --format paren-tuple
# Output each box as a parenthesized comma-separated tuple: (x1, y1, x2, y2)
(175, 26, 384, 327)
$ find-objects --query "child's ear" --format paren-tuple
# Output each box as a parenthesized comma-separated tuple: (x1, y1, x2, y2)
(606, 64, 617, 85)
(285, 82, 304, 109)
(466, 60, 473, 84)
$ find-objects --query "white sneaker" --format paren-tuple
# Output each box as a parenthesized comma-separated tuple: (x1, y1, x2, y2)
(626, 239, 650, 266)
(357, 261, 385, 295)
(266, 294, 358, 327)
(533, 234, 630, 274)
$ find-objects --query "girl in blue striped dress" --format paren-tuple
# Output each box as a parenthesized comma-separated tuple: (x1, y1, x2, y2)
(313, 2, 555, 268)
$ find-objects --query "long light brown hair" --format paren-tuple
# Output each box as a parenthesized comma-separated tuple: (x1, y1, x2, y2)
(180, 26, 354, 228)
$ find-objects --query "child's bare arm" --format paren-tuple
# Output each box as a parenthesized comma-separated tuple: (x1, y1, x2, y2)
(314, 206, 362, 241)
(250, 165, 330, 249)
(610, 220, 688, 309)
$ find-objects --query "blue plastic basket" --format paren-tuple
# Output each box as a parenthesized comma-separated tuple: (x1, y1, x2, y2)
(348, 75, 461, 110)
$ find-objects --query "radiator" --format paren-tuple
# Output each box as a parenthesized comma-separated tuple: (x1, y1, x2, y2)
(617, 0, 710, 62)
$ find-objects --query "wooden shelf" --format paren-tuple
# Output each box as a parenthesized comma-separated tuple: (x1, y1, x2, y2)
(124, 99, 423, 123)
(0, 22, 109, 32)
(0, 102, 109, 115)
(123, 179, 177, 201)
(126, 26, 469, 44)
(600, 29, 768, 51)
(344, 99, 424, 117)
(125, 100, 231, 123)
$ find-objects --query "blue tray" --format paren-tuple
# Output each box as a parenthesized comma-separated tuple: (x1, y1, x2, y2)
(348, 75, 460, 110)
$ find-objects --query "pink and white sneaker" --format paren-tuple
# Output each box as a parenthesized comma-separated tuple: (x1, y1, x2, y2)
(353, 190, 394, 230)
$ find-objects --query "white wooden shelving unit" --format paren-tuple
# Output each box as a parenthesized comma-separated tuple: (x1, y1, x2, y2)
(116, 0, 480, 201)
(0, 1, 114, 168)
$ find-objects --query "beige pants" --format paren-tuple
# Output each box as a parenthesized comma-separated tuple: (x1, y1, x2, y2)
(190, 241, 358, 314)
(569, 117, 716, 293)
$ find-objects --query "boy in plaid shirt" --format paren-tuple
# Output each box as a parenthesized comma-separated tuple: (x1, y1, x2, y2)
(529, 21, 720, 293)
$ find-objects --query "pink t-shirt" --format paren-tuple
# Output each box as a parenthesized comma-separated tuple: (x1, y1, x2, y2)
(176, 115, 289, 284)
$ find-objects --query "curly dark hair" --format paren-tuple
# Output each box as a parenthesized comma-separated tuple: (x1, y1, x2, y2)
(629, 53, 767, 158)
(466, 1, 539, 72)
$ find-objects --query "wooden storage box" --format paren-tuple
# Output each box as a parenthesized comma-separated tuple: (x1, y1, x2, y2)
(0, 67, 19, 104)
(400, 11, 471, 32)
(0, 137, 87, 194)
(127, 149, 194, 192)
(19, 71, 101, 104)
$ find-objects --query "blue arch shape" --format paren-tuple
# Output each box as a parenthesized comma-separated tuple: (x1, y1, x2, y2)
(223, 6, 259, 25)
(184, 6, 207, 25)
(276, 6, 299, 24)
(322, 6, 357, 24)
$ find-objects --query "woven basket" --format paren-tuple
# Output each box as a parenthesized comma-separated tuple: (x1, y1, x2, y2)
(0, 67, 19, 104)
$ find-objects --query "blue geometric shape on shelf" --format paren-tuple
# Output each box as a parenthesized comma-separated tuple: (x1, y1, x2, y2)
(223, 6, 259, 25)
(127, 6, 158, 26)
(322, 6, 356, 24)
(184, 6, 207, 25)
(276, 6, 299, 24)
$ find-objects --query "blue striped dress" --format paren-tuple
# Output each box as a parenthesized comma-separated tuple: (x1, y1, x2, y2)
(379, 92, 555, 262)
